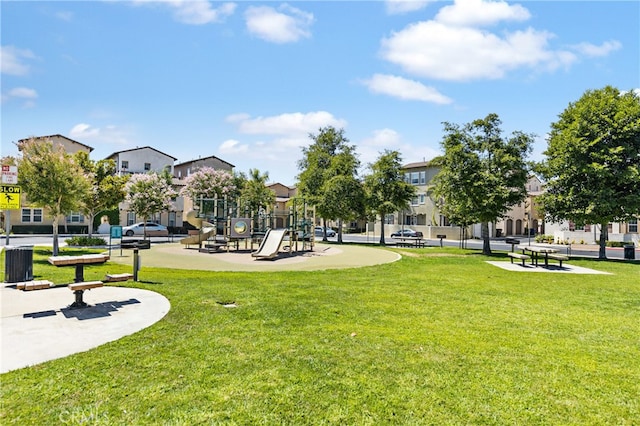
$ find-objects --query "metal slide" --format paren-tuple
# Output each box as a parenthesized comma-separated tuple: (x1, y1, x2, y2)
(251, 229, 288, 259)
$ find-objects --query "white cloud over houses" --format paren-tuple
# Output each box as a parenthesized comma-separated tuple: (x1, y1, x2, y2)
(362, 74, 452, 104)
(569, 40, 622, 57)
(69, 123, 131, 147)
(1, 46, 36, 76)
(357, 128, 441, 170)
(379, 0, 618, 82)
(131, 0, 236, 25)
(219, 139, 249, 154)
(244, 4, 313, 43)
(226, 111, 346, 136)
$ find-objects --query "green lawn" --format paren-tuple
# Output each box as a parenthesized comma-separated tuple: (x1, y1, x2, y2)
(1, 246, 639, 425)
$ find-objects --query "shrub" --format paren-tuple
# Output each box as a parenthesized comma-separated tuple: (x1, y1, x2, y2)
(605, 241, 627, 248)
(65, 236, 107, 247)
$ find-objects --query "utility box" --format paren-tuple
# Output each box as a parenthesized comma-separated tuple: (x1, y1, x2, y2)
(4, 245, 34, 283)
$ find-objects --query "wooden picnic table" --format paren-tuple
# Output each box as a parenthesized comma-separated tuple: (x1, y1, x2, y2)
(517, 245, 558, 267)
(393, 236, 426, 248)
(48, 254, 110, 283)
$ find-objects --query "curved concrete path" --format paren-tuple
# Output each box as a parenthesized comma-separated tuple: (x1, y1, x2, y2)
(1, 286, 170, 373)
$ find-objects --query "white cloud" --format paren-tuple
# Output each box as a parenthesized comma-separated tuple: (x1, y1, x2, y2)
(219, 139, 249, 154)
(381, 19, 575, 81)
(1, 46, 36, 76)
(362, 74, 453, 104)
(55, 11, 74, 22)
(228, 111, 347, 136)
(1, 87, 38, 107)
(435, 0, 530, 27)
(569, 40, 622, 57)
(379, 0, 618, 82)
(385, 0, 433, 15)
(357, 128, 440, 170)
(131, 0, 235, 25)
(245, 4, 313, 43)
(69, 123, 131, 146)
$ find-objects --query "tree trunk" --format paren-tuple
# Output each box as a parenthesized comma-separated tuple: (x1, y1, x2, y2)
(481, 221, 491, 255)
(379, 218, 386, 245)
(337, 218, 343, 244)
(87, 213, 95, 238)
(598, 222, 608, 259)
(322, 218, 328, 242)
(52, 216, 60, 256)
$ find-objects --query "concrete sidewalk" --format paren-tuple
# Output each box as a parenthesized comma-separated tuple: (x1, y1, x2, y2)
(0, 284, 170, 373)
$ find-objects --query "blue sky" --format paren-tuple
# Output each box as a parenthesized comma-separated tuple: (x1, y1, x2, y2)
(2, 0, 638, 185)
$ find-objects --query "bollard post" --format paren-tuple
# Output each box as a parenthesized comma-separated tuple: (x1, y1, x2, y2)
(133, 248, 139, 281)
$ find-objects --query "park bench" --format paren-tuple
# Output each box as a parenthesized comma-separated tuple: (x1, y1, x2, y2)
(68, 281, 104, 309)
(144, 229, 171, 241)
(104, 273, 134, 282)
(546, 253, 569, 267)
(16, 280, 54, 291)
(507, 252, 531, 266)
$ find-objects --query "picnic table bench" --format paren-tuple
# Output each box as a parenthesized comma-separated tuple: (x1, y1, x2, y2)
(507, 251, 531, 266)
(144, 229, 172, 241)
(15, 280, 55, 291)
(68, 281, 104, 309)
(393, 237, 426, 248)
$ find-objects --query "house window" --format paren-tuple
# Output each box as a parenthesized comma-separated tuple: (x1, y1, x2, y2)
(419, 194, 426, 204)
(22, 208, 31, 222)
(168, 212, 176, 227)
(121, 160, 128, 170)
(404, 173, 410, 184)
(439, 215, 450, 226)
(629, 218, 638, 233)
(411, 196, 419, 206)
(411, 172, 419, 185)
(384, 214, 395, 225)
(66, 212, 84, 223)
(127, 212, 136, 225)
(33, 209, 42, 222)
(419, 171, 426, 185)
(144, 163, 151, 171)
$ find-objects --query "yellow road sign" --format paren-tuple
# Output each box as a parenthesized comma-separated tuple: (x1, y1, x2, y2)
(0, 185, 21, 210)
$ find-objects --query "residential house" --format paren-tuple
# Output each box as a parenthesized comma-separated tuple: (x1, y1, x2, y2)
(492, 175, 545, 238)
(106, 147, 184, 229)
(373, 160, 466, 240)
(268, 183, 298, 229)
(174, 155, 234, 179)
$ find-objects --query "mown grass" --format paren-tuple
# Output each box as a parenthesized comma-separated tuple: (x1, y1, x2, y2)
(1, 246, 639, 424)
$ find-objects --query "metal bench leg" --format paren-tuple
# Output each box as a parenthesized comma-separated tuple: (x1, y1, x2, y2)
(69, 290, 88, 309)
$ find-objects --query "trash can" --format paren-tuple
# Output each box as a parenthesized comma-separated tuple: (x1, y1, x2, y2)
(624, 245, 635, 260)
(4, 245, 34, 283)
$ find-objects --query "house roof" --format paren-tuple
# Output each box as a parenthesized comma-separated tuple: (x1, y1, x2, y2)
(175, 154, 235, 168)
(17, 134, 94, 152)
(105, 146, 177, 161)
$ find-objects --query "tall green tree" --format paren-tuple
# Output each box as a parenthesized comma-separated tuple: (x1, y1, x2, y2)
(537, 86, 640, 259)
(17, 138, 90, 255)
(75, 152, 128, 237)
(297, 126, 360, 241)
(433, 114, 533, 254)
(322, 174, 366, 243)
(240, 169, 276, 213)
(125, 172, 177, 238)
(364, 150, 415, 245)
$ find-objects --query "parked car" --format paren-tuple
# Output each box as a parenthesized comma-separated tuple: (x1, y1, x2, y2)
(314, 226, 336, 238)
(390, 229, 422, 238)
(123, 222, 167, 237)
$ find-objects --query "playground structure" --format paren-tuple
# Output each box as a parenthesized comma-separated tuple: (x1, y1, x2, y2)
(180, 196, 315, 258)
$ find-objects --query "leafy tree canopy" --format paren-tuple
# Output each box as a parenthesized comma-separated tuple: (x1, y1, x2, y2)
(433, 113, 533, 254)
(240, 169, 275, 213)
(537, 86, 640, 258)
(125, 172, 177, 224)
(364, 150, 416, 245)
(179, 167, 236, 201)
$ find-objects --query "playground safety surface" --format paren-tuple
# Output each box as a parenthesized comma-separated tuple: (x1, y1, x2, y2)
(107, 242, 401, 272)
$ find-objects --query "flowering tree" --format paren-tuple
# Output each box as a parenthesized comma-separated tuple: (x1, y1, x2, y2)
(125, 173, 176, 237)
(180, 167, 236, 201)
(17, 138, 90, 255)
